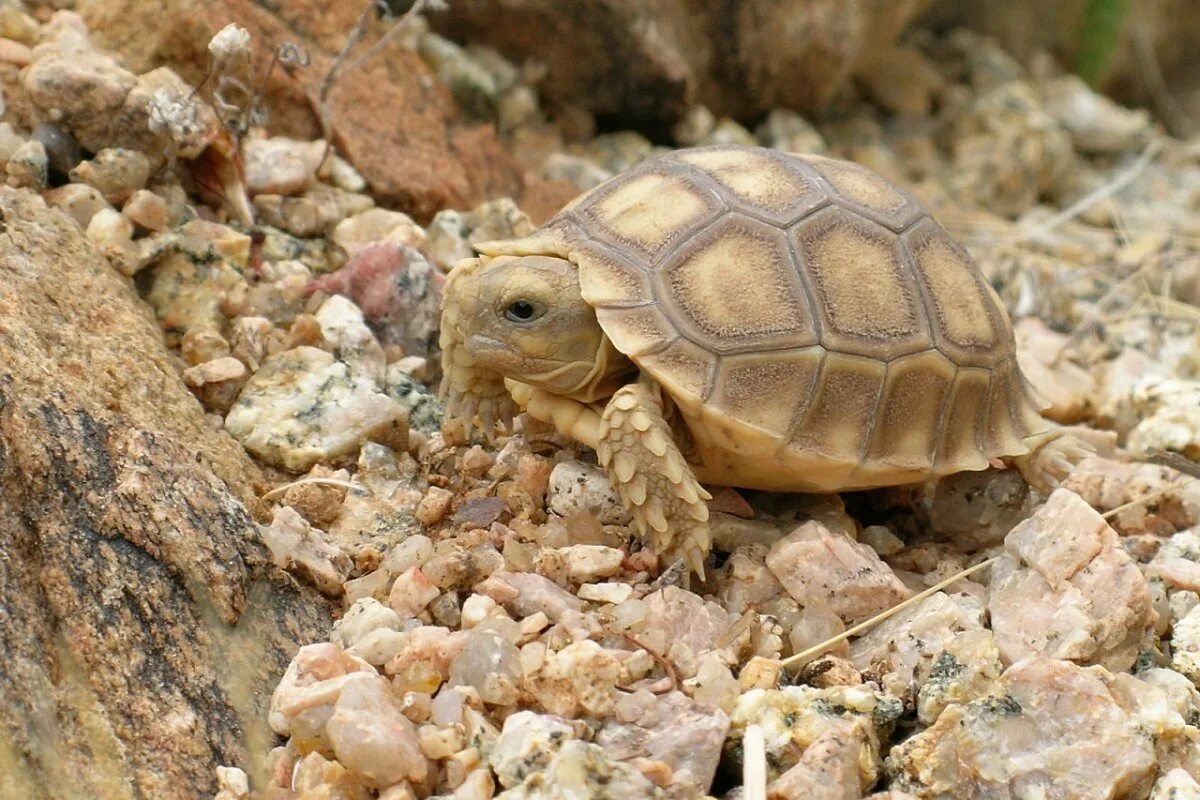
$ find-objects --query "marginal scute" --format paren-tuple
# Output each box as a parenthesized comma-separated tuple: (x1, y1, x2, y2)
(792, 208, 929, 357)
(866, 351, 955, 470)
(675, 146, 826, 225)
(576, 246, 655, 308)
(805, 155, 920, 230)
(637, 338, 713, 404)
(712, 348, 822, 439)
(595, 305, 677, 358)
(935, 368, 992, 472)
(581, 169, 720, 260)
(789, 353, 886, 462)
(906, 219, 1002, 364)
(662, 215, 815, 350)
(474, 223, 573, 259)
(981, 363, 1032, 458)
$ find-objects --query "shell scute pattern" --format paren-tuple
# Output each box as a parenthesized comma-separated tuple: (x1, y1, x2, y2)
(671, 146, 830, 226)
(803, 154, 925, 232)
(549, 145, 1043, 478)
(660, 214, 817, 354)
(789, 206, 933, 359)
(575, 164, 724, 263)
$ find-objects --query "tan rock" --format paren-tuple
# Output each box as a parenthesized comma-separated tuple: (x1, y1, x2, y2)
(332, 207, 427, 257)
(915, 630, 1004, 725)
(268, 642, 375, 735)
(0, 186, 331, 797)
(69, 147, 151, 204)
(547, 460, 633, 525)
(413, 487, 454, 528)
(326, 675, 429, 787)
(388, 566, 440, 620)
(476, 571, 584, 622)
(262, 506, 352, 596)
(525, 640, 623, 717)
(1152, 768, 1200, 799)
(729, 685, 900, 785)
(44, 182, 112, 228)
(242, 135, 323, 196)
(856, 44, 944, 118)
(122, 189, 168, 232)
(430, 0, 930, 125)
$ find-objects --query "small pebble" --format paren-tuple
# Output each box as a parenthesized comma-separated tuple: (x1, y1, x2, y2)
(6, 139, 48, 189)
(122, 189, 169, 232)
(69, 148, 151, 204)
(578, 582, 634, 604)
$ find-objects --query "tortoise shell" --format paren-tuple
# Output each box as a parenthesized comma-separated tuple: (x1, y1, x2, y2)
(477, 145, 1047, 492)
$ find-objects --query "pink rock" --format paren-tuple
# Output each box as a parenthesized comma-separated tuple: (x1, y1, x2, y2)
(768, 726, 865, 800)
(849, 592, 984, 699)
(595, 690, 729, 796)
(1063, 456, 1200, 537)
(268, 642, 375, 734)
(766, 521, 911, 625)
(1015, 317, 1096, 424)
(720, 544, 784, 615)
(384, 626, 467, 680)
(988, 488, 1156, 671)
(388, 566, 440, 619)
(476, 571, 583, 621)
(308, 243, 444, 360)
(242, 136, 322, 196)
(889, 657, 1159, 798)
(326, 674, 429, 787)
(643, 586, 732, 659)
(261, 506, 351, 596)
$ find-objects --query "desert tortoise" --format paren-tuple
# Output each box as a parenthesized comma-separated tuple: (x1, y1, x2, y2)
(440, 144, 1078, 573)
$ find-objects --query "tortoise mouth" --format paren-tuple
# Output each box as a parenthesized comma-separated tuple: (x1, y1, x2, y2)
(466, 334, 512, 357)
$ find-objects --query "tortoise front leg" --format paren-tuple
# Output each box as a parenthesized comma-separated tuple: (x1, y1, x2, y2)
(596, 377, 712, 577)
(505, 379, 603, 449)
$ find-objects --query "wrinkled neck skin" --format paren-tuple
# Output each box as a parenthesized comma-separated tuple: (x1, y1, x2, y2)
(439, 255, 634, 437)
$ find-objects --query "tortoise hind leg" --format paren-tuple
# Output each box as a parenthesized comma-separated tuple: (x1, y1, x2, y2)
(1012, 426, 1102, 492)
(597, 377, 712, 577)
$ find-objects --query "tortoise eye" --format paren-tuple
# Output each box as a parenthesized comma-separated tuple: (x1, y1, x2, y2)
(505, 300, 543, 322)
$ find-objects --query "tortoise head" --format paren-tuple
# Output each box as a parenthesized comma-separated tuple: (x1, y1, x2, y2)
(440, 254, 632, 435)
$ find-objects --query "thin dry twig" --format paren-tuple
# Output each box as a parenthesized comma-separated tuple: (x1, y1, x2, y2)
(1131, 18, 1190, 138)
(1052, 259, 1159, 363)
(261, 477, 363, 500)
(964, 138, 1163, 248)
(315, 0, 444, 167)
(622, 633, 679, 691)
(778, 555, 1000, 672)
(1101, 483, 1182, 520)
(743, 724, 768, 800)
(1144, 449, 1200, 479)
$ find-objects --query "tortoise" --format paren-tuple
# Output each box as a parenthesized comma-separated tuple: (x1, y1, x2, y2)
(439, 144, 1084, 574)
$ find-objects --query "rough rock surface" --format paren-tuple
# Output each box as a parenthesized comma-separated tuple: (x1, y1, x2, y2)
(767, 521, 912, 626)
(988, 488, 1156, 671)
(74, 0, 544, 221)
(430, 0, 932, 128)
(0, 187, 332, 798)
(888, 658, 1163, 799)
